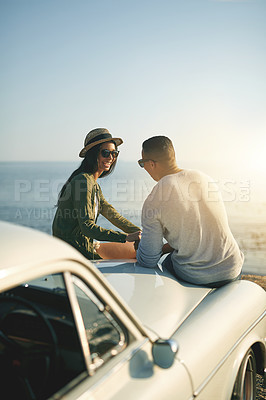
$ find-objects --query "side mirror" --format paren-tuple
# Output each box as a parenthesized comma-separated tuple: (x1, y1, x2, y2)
(152, 339, 179, 369)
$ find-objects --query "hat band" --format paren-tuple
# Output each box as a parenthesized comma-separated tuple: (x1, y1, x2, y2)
(86, 133, 112, 147)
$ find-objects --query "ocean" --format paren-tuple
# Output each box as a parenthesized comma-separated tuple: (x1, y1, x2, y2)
(0, 161, 265, 275)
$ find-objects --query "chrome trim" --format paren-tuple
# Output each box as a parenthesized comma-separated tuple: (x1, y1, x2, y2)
(73, 275, 105, 312)
(72, 275, 127, 369)
(194, 311, 266, 396)
(177, 357, 195, 396)
(64, 271, 92, 373)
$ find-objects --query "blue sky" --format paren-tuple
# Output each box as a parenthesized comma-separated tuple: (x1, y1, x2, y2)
(0, 0, 265, 178)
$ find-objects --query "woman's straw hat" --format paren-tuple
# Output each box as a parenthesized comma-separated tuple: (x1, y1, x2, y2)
(79, 128, 123, 157)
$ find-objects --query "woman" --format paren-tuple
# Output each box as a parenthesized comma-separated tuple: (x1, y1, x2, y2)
(52, 128, 141, 260)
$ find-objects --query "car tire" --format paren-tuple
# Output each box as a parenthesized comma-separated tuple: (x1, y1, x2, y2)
(231, 348, 257, 400)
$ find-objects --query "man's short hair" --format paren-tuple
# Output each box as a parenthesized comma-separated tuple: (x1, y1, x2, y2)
(142, 136, 175, 162)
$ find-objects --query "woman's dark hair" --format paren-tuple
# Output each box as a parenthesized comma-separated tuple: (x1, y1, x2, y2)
(56, 141, 117, 205)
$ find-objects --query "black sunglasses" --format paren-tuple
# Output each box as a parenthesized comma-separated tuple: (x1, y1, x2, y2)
(138, 158, 156, 168)
(101, 149, 119, 158)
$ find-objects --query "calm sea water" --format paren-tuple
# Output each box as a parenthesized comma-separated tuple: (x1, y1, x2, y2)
(0, 161, 154, 233)
(0, 162, 265, 275)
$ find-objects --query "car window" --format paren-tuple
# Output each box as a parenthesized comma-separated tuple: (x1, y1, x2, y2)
(72, 275, 128, 371)
(0, 273, 87, 400)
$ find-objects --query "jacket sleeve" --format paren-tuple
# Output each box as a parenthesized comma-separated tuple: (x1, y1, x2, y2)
(71, 175, 127, 242)
(99, 187, 141, 233)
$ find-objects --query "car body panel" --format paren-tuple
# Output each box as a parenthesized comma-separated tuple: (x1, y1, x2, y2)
(0, 221, 86, 270)
(66, 340, 192, 400)
(194, 325, 266, 400)
(171, 280, 266, 396)
(95, 260, 212, 338)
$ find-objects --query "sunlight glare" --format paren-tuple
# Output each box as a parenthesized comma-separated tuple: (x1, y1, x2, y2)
(249, 137, 266, 174)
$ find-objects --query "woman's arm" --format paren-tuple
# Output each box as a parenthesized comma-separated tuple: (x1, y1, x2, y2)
(72, 175, 129, 243)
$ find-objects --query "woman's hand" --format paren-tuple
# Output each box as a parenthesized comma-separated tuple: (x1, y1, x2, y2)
(126, 231, 142, 242)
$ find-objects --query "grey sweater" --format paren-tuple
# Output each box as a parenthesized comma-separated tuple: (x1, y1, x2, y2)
(137, 170, 244, 284)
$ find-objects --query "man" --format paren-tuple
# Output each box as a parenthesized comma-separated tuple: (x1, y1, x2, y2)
(136, 136, 244, 287)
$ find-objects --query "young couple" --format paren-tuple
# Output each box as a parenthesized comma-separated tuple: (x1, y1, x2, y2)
(53, 128, 243, 287)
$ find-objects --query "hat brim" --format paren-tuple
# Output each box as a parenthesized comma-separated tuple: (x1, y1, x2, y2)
(79, 137, 123, 158)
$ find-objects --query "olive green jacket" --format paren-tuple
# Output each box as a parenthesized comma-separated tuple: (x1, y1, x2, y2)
(52, 173, 140, 259)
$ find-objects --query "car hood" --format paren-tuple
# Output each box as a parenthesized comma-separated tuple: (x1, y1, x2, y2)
(95, 260, 212, 338)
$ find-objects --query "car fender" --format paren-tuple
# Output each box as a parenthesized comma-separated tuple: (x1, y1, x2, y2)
(171, 280, 266, 396)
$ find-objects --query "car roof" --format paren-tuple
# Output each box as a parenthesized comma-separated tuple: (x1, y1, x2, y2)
(0, 221, 85, 270)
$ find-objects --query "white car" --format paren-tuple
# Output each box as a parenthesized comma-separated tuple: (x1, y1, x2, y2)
(0, 221, 265, 400)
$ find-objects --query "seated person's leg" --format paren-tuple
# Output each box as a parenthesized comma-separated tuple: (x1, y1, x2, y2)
(96, 241, 136, 259)
(162, 253, 176, 276)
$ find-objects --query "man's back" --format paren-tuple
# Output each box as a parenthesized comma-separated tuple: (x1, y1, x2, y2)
(137, 169, 243, 285)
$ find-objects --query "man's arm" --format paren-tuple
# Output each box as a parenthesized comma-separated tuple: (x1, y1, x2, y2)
(136, 204, 164, 268)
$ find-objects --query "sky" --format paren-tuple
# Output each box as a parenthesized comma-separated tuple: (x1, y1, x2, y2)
(0, 0, 265, 181)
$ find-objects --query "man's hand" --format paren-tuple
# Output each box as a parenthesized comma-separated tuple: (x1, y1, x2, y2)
(126, 231, 142, 242)
(162, 243, 174, 254)
(134, 239, 140, 250)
